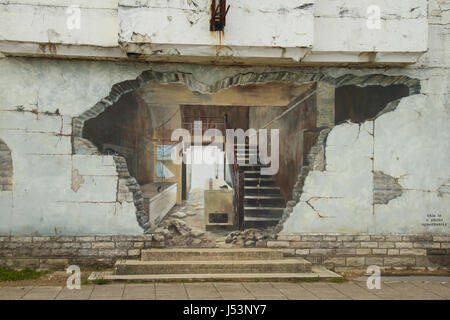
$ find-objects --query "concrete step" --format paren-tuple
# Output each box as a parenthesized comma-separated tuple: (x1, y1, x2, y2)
(245, 195, 284, 200)
(238, 164, 263, 168)
(141, 248, 284, 262)
(244, 206, 284, 212)
(115, 258, 311, 275)
(245, 199, 286, 208)
(244, 178, 275, 186)
(244, 216, 280, 228)
(244, 186, 280, 191)
(89, 267, 341, 283)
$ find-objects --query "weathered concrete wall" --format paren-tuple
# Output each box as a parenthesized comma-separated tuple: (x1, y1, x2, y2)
(0, 0, 448, 237)
(0, 0, 428, 64)
(281, 0, 450, 235)
(282, 94, 450, 235)
(0, 107, 142, 235)
(0, 0, 118, 46)
(119, 0, 314, 47)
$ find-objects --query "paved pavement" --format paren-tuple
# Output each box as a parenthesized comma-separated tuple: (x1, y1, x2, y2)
(0, 277, 449, 300)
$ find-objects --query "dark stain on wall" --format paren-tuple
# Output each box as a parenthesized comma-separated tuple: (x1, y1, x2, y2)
(335, 84, 409, 124)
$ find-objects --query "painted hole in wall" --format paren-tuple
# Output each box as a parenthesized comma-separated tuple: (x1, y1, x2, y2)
(75, 70, 418, 246)
(81, 80, 319, 237)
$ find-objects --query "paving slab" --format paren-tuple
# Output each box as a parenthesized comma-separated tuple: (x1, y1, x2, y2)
(155, 283, 187, 300)
(56, 286, 94, 300)
(21, 286, 63, 300)
(331, 282, 381, 300)
(213, 283, 255, 300)
(123, 284, 155, 300)
(90, 284, 124, 299)
(354, 276, 450, 283)
(255, 295, 288, 300)
(0, 287, 32, 300)
(413, 282, 450, 299)
(242, 283, 285, 298)
(185, 283, 222, 300)
(382, 282, 443, 300)
(300, 283, 350, 300)
(353, 281, 413, 300)
(271, 282, 319, 300)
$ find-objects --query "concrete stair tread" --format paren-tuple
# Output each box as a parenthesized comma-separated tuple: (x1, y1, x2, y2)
(245, 195, 284, 199)
(118, 258, 309, 266)
(89, 267, 341, 282)
(245, 186, 280, 190)
(239, 164, 263, 167)
(244, 207, 284, 210)
(115, 258, 311, 275)
(141, 248, 285, 261)
(245, 216, 280, 221)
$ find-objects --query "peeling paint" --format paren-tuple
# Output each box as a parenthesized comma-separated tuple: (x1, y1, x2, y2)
(130, 32, 152, 43)
(71, 168, 84, 192)
(373, 171, 404, 205)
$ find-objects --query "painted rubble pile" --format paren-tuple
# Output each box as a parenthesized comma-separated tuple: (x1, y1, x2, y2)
(225, 228, 276, 247)
(151, 218, 215, 247)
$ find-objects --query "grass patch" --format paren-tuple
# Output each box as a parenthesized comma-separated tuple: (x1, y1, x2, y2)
(0, 268, 49, 281)
(328, 276, 348, 284)
(94, 278, 108, 285)
(291, 277, 321, 283)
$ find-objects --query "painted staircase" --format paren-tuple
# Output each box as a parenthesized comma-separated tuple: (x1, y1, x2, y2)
(235, 143, 285, 229)
(88, 249, 341, 282)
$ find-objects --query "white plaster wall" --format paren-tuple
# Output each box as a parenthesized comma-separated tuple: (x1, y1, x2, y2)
(282, 93, 449, 235)
(313, 0, 428, 52)
(0, 0, 118, 47)
(0, 58, 149, 116)
(0, 0, 448, 236)
(119, 0, 314, 48)
(0, 0, 429, 63)
(0, 111, 142, 235)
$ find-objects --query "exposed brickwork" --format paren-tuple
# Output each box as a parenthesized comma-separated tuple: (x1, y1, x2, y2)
(272, 234, 450, 270)
(72, 136, 101, 155)
(112, 156, 149, 230)
(0, 234, 448, 271)
(0, 139, 12, 191)
(373, 171, 404, 204)
(0, 235, 162, 269)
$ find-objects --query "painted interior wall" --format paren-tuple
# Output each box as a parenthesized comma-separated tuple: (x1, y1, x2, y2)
(248, 88, 317, 200)
(83, 92, 154, 185)
(190, 146, 225, 190)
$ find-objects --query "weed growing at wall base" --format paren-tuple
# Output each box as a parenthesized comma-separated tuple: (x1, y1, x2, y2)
(0, 268, 49, 281)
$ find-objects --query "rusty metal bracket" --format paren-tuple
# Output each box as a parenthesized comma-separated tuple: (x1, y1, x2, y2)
(210, 0, 230, 31)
